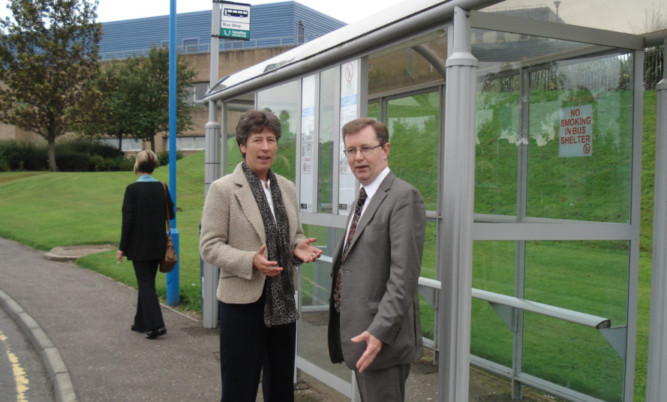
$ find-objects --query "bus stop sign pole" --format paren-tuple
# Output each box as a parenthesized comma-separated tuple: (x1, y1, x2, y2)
(166, 0, 180, 306)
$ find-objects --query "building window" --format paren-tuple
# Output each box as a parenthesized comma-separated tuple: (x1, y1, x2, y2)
(183, 38, 199, 54)
(165, 136, 206, 151)
(98, 138, 143, 152)
(298, 20, 305, 44)
(186, 82, 209, 103)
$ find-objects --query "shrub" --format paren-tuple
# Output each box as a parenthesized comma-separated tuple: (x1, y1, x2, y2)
(55, 151, 92, 172)
(0, 140, 48, 171)
(0, 150, 8, 172)
(94, 155, 134, 171)
(124, 155, 136, 172)
(0, 138, 133, 172)
(85, 141, 124, 159)
(89, 155, 106, 171)
(56, 138, 124, 159)
(23, 149, 49, 171)
(0, 138, 172, 172)
(158, 151, 184, 167)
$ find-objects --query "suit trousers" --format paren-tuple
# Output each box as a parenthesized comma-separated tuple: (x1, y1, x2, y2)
(132, 259, 165, 332)
(218, 298, 296, 402)
(355, 362, 411, 402)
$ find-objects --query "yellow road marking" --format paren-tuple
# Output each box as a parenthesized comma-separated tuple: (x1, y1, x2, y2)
(0, 331, 29, 402)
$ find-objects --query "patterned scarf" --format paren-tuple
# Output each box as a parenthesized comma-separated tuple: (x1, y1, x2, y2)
(242, 162, 299, 327)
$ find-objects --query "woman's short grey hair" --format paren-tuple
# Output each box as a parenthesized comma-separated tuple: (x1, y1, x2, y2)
(134, 150, 158, 174)
(236, 109, 282, 156)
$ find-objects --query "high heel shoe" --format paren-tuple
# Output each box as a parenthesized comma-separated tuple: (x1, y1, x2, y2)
(145, 327, 167, 339)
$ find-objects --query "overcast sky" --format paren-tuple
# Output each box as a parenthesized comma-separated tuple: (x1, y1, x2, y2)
(0, 0, 406, 24)
(0, 0, 662, 33)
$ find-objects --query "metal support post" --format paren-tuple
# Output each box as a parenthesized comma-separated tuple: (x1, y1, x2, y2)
(202, 1, 222, 328)
(437, 7, 478, 401)
(647, 39, 667, 401)
(166, 0, 179, 306)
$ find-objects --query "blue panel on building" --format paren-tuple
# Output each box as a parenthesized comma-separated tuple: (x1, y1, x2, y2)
(99, 1, 345, 60)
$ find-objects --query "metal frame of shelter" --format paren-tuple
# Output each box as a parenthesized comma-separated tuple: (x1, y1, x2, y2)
(200, 0, 667, 400)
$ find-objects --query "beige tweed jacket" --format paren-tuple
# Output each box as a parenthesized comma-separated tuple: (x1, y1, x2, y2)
(199, 162, 305, 304)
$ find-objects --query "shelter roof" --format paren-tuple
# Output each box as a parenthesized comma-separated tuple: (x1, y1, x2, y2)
(204, 0, 667, 102)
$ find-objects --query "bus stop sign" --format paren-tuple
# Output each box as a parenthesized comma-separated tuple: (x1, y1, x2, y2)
(216, 1, 251, 40)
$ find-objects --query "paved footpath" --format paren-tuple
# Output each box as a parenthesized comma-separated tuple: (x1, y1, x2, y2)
(0, 237, 358, 402)
(0, 237, 553, 402)
(0, 237, 225, 401)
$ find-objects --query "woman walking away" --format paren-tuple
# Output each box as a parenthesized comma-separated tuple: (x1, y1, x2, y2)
(117, 150, 175, 340)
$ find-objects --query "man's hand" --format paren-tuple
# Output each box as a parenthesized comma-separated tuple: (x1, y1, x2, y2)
(351, 331, 383, 372)
(253, 245, 283, 277)
(116, 250, 123, 263)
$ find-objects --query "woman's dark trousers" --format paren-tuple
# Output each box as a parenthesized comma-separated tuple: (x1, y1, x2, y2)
(218, 298, 296, 402)
(132, 259, 165, 332)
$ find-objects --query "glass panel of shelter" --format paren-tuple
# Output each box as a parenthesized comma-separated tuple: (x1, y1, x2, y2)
(222, 97, 253, 172)
(472, 26, 634, 400)
(318, 67, 339, 214)
(257, 80, 300, 182)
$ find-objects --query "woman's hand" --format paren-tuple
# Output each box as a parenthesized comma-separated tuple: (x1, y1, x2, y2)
(294, 238, 322, 263)
(116, 250, 124, 263)
(253, 245, 283, 277)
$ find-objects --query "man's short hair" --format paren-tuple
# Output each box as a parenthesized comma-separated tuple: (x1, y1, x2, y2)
(133, 150, 158, 174)
(342, 118, 389, 145)
(235, 109, 282, 153)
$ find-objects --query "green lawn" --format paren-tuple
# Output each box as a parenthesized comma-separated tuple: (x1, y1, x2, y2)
(0, 90, 658, 400)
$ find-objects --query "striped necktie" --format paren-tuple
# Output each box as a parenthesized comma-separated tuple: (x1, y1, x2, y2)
(333, 187, 367, 312)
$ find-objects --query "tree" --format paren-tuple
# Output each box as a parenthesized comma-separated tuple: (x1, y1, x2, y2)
(631, 0, 667, 34)
(118, 47, 196, 152)
(72, 60, 134, 149)
(0, 0, 101, 171)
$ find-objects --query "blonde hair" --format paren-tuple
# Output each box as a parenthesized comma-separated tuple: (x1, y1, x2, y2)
(133, 150, 158, 174)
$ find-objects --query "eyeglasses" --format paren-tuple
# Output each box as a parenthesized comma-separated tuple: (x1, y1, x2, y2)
(343, 144, 383, 157)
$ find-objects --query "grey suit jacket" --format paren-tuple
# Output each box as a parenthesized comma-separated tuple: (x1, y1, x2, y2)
(199, 162, 305, 304)
(328, 172, 426, 371)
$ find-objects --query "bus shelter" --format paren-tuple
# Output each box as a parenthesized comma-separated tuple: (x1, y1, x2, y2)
(201, 0, 667, 400)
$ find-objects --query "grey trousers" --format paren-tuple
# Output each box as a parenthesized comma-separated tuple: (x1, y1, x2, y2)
(355, 363, 411, 402)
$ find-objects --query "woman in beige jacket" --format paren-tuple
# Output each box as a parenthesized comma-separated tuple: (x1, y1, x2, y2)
(200, 109, 322, 402)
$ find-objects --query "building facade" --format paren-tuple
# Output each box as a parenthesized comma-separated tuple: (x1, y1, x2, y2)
(0, 1, 345, 152)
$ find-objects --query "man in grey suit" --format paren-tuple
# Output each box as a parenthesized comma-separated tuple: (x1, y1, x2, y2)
(328, 118, 426, 401)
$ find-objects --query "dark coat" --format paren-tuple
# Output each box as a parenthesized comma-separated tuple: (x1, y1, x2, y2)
(119, 181, 175, 261)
